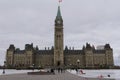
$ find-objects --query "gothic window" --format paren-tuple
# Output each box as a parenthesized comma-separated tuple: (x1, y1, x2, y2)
(56, 35, 61, 38)
(56, 29, 62, 32)
(59, 35, 61, 38)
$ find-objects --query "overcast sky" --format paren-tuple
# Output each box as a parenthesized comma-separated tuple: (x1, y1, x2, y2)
(0, 0, 120, 65)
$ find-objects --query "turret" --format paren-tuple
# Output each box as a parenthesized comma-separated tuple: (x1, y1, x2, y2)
(25, 43, 34, 67)
(84, 43, 94, 68)
(82, 45, 85, 50)
(8, 44, 15, 51)
(65, 46, 68, 51)
(104, 44, 114, 67)
(86, 43, 92, 49)
(51, 46, 54, 51)
(6, 44, 15, 68)
(35, 45, 39, 50)
(25, 43, 33, 51)
(104, 44, 111, 50)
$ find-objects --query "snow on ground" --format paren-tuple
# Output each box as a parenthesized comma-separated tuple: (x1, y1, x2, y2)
(67, 69, 120, 79)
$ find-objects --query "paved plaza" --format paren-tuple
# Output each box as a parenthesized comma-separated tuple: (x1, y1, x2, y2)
(0, 71, 115, 80)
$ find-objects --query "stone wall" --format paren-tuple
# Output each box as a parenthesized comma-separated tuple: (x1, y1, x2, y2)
(64, 54, 85, 68)
(35, 54, 54, 68)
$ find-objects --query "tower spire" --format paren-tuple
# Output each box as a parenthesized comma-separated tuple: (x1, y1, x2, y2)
(55, 5, 63, 26)
(56, 0, 62, 20)
(57, 6, 61, 17)
(56, 6, 62, 20)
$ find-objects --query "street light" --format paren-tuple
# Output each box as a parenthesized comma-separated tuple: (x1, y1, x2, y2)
(3, 61, 6, 74)
(32, 64, 35, 71)
(70, 64, 71, 67)
(77, 59, 80, 69)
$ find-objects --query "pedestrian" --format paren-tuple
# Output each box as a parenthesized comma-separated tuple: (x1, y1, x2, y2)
(75, 68, 78, 74)
(2, 70, 5, 74)
(60, 68, 63, 73)
(58, 68, 60, 73)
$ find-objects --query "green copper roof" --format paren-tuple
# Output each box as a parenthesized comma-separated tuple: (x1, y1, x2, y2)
(56, 6, 62, 19)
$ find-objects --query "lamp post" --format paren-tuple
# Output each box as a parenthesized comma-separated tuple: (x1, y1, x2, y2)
(38, 65, 41, 71)
(69, 64, 71, 68)
(32, 64, 34, 71)
(77, 59, 80, 69)
(3, 61, 6, 74)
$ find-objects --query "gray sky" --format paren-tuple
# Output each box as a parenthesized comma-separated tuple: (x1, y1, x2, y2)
(0, 0, 120, 65)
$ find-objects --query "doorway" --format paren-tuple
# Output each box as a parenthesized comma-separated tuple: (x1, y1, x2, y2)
(57, 61, 61, 66)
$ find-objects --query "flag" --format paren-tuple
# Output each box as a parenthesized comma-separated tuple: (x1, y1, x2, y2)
(59, 0, 62, 3)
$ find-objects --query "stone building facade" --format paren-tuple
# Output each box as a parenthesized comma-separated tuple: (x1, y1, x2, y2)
(6, 6, 114, 68)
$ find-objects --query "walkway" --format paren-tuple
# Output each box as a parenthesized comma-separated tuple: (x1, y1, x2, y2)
(0, 70, 115, 80)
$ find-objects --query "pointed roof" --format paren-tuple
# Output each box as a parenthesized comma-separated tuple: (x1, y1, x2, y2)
(56, 6, 62, 19)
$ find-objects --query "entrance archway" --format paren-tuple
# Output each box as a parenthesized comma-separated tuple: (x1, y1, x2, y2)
(57, 61, 61, 66)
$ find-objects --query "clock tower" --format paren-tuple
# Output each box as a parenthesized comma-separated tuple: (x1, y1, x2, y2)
(54, 6, 64, 67)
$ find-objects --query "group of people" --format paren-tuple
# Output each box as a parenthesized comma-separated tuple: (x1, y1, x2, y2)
(57, 68, 65, 73)
(49, 68, 65, 74)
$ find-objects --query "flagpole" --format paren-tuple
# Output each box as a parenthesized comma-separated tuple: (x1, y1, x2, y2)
(58, 0, 62, 6)
(58, 1, 60, 6)
(59, 0, 60, 6)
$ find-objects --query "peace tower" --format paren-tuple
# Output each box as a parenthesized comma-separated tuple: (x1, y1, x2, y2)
(54, 6, 64, 67)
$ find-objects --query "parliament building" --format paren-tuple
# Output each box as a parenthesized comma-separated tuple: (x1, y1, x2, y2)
(6, 6, 114, 69)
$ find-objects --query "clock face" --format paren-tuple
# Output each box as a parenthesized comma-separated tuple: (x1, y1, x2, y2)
(57, 20, 61, 24)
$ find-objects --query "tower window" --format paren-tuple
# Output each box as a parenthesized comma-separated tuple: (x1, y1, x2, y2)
(56, 29, 62, 32)
(56, 35, 61, 38)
